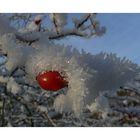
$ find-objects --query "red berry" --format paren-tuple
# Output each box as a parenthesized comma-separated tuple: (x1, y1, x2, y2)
(36, 71, 68, 91)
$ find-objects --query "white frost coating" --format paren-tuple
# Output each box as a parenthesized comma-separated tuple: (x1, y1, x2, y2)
(0, 76, 9, 83)
(54, 62, 88, 117)
(7, 77, 21, 94)
(29, 32, 53, 49)
(0, 16, 16, 37)
(38, 105, 48, 113)
(81, 52, 140, 103)
(23, 95, 31, 102)
(53, 94, 66, 113)
(87, 93, 111, 119)
(0, 33, 15, 54)
(26, 45, 88, 116)
(0, 33, 35, 73)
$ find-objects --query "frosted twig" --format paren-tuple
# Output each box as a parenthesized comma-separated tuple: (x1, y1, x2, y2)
(75, 14, 92, 29)
(49, 30, 85, 39)
(3, 87, 56, 126)
(112, 107, 140, 118)
(51, 13, 60, 35)
(1, 98, 6, 126)
(15, 33, 39, 45)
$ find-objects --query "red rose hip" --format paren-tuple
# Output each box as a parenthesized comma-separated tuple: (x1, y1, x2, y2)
(36, 71, 68, 91)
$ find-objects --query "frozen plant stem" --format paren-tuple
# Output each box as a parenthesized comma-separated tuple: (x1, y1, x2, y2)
(1, 98, 6, 126)
(3, 85, 56, 126)
(52, 13, 60, 35)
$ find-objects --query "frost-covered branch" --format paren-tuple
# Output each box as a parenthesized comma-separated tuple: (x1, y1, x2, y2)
(48, 29, 86, 39)
(1, 98, 6, 126)
(50, 13, 61, 35)
(49, 13, 67, 34)
(15, 33, 39, 44)
(1, 82, 56, 126)
(74, 13, 93, 29)
(14, 13, 106, 43)
(113, 107, 140, 118)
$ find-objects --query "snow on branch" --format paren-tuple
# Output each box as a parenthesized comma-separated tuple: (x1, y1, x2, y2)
(48, 29, 86, 39)
(0, 13, 106, 45)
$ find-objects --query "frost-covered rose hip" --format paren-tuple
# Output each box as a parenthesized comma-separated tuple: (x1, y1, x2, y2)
(36, 71, 68, 91)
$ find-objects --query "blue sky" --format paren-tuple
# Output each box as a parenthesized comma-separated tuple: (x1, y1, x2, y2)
(61, 13, 140, 64)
